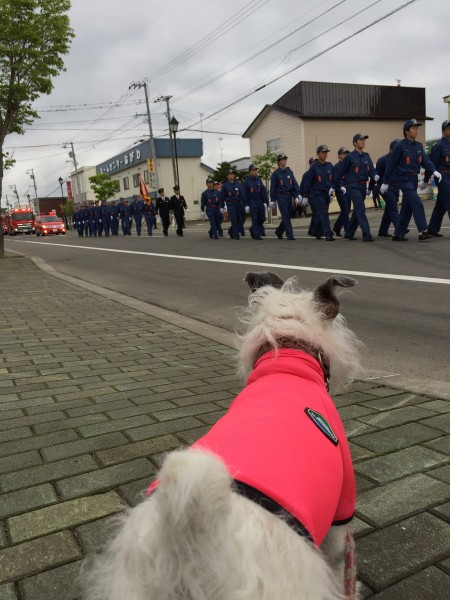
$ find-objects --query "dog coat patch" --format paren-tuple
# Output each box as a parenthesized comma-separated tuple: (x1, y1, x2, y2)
(305, 408, 339, 446)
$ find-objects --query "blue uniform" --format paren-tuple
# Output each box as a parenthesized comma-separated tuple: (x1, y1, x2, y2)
(201, 188, 222, 239)
(383, 138, 435, 236)
(118, 202, 132, 235)
(332, 161, 351, 236)
(100, 202, 111, 237)
(130, 199, 144, 236)
(376, 153, 400, 236)
(81, 207, 90, 236)
(426, 137, 450, 234)
(302, 161, 334, 239)
(220, 180, 244, 240)
(109, 203, 120, 236)
(92, 204, 102, 236)
(270, 166, 300, 239)
(242, 175, 268, 240)
(333, 150, 377, 240)
(73, 208, 84, 237)
(87, 205, 97, 236)
(142, 201, 156, 236)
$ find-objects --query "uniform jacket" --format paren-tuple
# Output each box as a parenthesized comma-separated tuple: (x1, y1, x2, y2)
(426, 137, 450, 182)
(302, 161, 334, 196)
(156, 196, 171, 217)
(201, 189, 222, 211)
(170, 195, 188, 215)
(220, 181, 243, 205)
(270, 167, 301, 201)
(148, 349, 355, 547)
(333, 150, 377, 187)
(242, 176, 269, 204)
(130, 199, 144, 217)
(383, 138, 435, 186)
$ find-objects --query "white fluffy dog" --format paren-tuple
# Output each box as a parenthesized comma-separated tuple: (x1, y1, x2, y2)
(82, 272, 363, 600)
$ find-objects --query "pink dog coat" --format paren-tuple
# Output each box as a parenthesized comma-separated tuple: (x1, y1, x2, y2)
(149, 349, 356, 547)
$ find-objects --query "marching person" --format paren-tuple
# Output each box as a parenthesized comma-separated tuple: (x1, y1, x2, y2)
(142, 199, 156, 236)
(425, 119, 450, 237)
(270, 152, 301, 240)
(118, 198, 132, 236)
(300, 157, 321, 237)
(81, 204, 90, 237)
(170, 186, 188, 237)
(214, 181, 224, 237)
(109, 200, 120, 236)
(220, 169, 244, 240)
(382, 119, 441, 241)
(93, 200, 103, 237)
(88, 202, 97, 237)
(242, 164, 269, 240)
(73, 206, 84, 237)
(302, 145, 335, 241)
(332, 147, 350, 237)
(201, 178, 222, 239)
(100, 199, 111, 237)
(130, 194, 144, 236)
(376, 139, 401, 237)
(156, 188, 171, 237)
(333, 133, 378, 242)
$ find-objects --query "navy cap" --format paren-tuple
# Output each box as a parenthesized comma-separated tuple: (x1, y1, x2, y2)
(442, 119, 450, 130)
(173, 185, 180, 190)
(277, 153, 288, 161)
(213, 181, 220, 185)
(403, 118, 422, 130)
(308, 157, 315, 165)
(389, 138, 401, 149)
(316, 144, 330, 153)
(227, 169, 236, 175)
(248, 164, 257, 171)
(338, 146, 350, 155)
(353, 133, 369, 142)
(157, 188, 164, 193)
(206, 178, 213, 183)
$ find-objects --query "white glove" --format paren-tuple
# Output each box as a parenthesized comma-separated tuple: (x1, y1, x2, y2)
(158, 216, 162, 224)
(220, 208, 225, 214)
(269, 201, 275, 209)
(328, 188, 335, 198)
(380, 184, 389, 194)
(295, 196, 303, 206)
(202, 211, 206, 218)
(299, 197, 308, 207)
(185, 208, 189, 212)
(419, 181, 428, 191)
(366, 189, 371, 197)
(245, 206, 250, 214)
(340, 187, 346, 195)
(433, 171, 442, 183)
(374, 175, 380, 182)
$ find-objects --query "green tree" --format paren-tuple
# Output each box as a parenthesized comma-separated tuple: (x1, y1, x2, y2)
(88, 173, 119, 201)
(252, 151, 278, 189)
(212, 161, 248, 183)
(60, 200, 74, 229)
(0, 0, 74, 257)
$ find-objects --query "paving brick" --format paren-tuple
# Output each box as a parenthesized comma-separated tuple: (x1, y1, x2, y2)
(19, 560, 82, 600)
(153, 402, 223, 423)
(66, 399, 133, 418)
(33, 413, 108, 435)
(106, 400, 175, 420)
(118, 477, 152, 507)
(369, 566, 450, 599)
(357, 513, 450, 591)
(430, 500, 450, 522)
(25, 397, 93, 415)
(356, 474, 450, 527)
(0, 583, 16, 600)
(0, 523, 6, 549)
(336, 404, 377, 421)
(355, 474, 376, 493)
(357, 406, 438, 429)
(0, 427, 32, 443)
(75, 515, 118, 554)
(334, 391, 375, 408)
(344, 420, 376, 438)
(349, 442, 376, 463)
(0, 411, 65, 432)
(176, 425, 211, 444)
(420, 413, 450, 434)
(439, 556, 450, 575)
(56, 458, 155, 499)
(96, 434, 179, 467)
(0, 430, 79, 459)
(417, 399, 449, 414)
(0, 409, 23, 421)
(353, 423, 442, 454)
(0, 531, 81, 585)
(363, 386, 411, 398)
(355, 446, 449, 484)
(423, 434, 450, 455)
(8, 491, 123, 543)
(351, 516, 375, 539)
(360, 392, 430, 411)
(127, 416, 204, 441)
(1, 455, 98, 492)
(427, 464, 450, 484)
(78, 414, 155, 438)
(0, 484, 57, 519)
(41, 432, 128, 462)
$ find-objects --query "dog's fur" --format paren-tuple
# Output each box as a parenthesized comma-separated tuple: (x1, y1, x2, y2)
(81, 273, 363, 600)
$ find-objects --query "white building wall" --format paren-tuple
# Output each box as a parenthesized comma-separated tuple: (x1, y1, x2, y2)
(70, 166, 97, 206)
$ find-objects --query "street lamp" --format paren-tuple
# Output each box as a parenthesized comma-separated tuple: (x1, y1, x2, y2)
(27, 194, 31, 210)
(58, 177, 64, 198)
(169, 116, 180, 188)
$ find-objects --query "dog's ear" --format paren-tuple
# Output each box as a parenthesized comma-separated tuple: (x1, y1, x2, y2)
(244, 271, 285, 292)
(314, 277, 356, 319)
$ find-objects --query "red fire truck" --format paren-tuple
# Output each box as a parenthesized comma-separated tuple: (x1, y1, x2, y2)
(4, 208, 36, 235)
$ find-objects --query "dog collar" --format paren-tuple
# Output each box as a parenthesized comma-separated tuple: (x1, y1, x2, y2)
(254, 339, 331, 391)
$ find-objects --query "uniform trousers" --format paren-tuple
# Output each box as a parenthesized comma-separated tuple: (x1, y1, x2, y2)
(345, 186, 373, 240)
(394, 179, 427, 237)
(428, 177, 450, 234)
(378, 187, 400, 236)
(274, 196, 294, 239)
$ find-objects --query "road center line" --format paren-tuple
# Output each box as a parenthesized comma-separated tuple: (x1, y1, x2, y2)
(15, 240, 450, 285)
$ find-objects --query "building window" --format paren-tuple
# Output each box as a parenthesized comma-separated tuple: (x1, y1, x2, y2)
(144, 170, 150, 184)
(115, 179, 120, 192)
(123, 177, 129, 190)
(132, 174, 140, 188)
(267, 137, 282, 153)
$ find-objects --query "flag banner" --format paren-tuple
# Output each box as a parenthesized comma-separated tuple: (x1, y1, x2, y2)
(140, 174, 150, 201)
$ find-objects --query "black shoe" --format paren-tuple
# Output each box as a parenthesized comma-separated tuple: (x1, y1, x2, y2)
(392, 235, 408, 241)
(363, 237, 375, 242)
(254, 236, 262, 240)
(419, 232, 433, 241)
(344, 236, 357, 241)
(426, 230, 443, 237)
(378, 233, 390, 237)
(326, 236, 335, 241)
(315, 235, 322, 240)
(332, 228, 342, 237)
(287, 236, 295, 240)
(276, 233, 283, 239)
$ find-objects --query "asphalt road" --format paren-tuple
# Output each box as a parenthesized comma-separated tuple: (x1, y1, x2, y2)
(5, 205, 450, 397)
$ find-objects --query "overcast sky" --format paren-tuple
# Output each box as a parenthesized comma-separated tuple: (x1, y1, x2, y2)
(2, 0, 449, 204)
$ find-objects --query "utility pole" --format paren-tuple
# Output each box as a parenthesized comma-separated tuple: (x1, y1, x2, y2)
(64, 142, 80, 204)
(129, 80, 160, 193)
(9, 185, 21, 208)
(27, 168, 38, 214)
(155, 95, 177, 187)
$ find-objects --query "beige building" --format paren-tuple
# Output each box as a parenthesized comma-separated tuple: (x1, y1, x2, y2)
(243, 81, 428, 176)
(444, 94, 450, 119)
(69, 166, 97, 206)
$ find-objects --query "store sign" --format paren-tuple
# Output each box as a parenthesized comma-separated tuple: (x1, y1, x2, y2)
(99, 149, 142, 174)
(66, 180, 73, 200)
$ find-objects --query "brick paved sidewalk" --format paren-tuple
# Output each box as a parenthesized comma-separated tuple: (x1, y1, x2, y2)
(0, 255, 448, 599)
